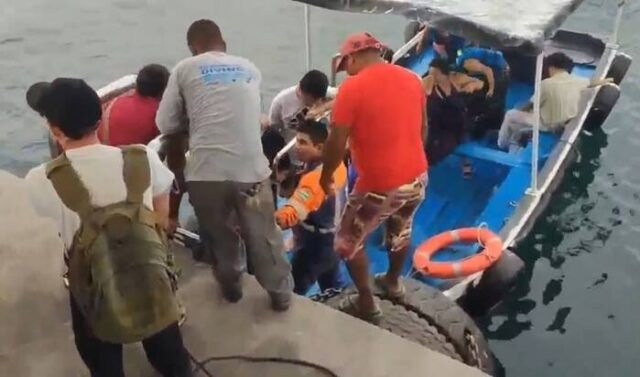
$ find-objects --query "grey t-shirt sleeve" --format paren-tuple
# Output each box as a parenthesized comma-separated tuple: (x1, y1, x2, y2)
(156, 64, 187, 135)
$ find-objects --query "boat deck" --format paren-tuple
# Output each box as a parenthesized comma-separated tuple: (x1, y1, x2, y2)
(0, 171, 487, 377)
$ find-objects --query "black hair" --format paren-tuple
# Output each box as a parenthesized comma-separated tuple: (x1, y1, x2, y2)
(297, 119, 328, 145)
(545, 52, 574, 73)
(429, 58, 451, 75)
(433, 31, 448, 46)
(381, 46, 395, 63)
(136, 64, 170, 98)
(46, 79, 101, 140)
(299, 70, 329, 100)
(187, 19, 223, 47)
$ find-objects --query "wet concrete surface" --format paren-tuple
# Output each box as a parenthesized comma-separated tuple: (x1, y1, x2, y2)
(0, 170, 487, 377)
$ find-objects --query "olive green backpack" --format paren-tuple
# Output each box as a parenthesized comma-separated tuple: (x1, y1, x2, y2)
(46, 146, 179, 344)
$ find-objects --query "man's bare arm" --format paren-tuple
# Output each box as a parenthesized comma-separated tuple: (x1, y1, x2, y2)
(320, 126, 350, 194)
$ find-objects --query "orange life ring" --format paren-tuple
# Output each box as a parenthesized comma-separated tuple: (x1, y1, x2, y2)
(413, 228, 503, 279)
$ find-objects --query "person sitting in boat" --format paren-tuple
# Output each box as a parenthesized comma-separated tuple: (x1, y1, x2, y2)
(268, 69, 337, 142)
(421, 58, 468, 166)
(275, 119, 347, 295)
(455, 46, 510, 137)
(497, 52, 588, 151)
(98, 64, 170, 146)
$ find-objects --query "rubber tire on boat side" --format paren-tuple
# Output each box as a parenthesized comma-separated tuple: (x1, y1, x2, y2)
(323, 291, 462, 363)
(606, 53, 632, 86)
(585, 84, 620, 130)
(322, 279, 496, 375)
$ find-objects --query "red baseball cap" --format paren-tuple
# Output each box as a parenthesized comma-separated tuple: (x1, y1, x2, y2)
(335, 32, 383, 72)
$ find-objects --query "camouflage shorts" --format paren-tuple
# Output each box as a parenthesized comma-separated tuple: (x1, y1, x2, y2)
(335, 174, 427, 260)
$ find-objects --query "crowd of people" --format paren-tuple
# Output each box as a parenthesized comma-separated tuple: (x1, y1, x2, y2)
(21, 17, 589, 377)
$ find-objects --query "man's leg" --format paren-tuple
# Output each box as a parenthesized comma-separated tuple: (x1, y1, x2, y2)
(335, 192, 391, 315)
(234, 180, 293, 309)
(188, 181, 245, 302)
(380, 175, 427, 292)
(497, 109, 533, 150)
(69, 295, 125, 377)
(142, 323, 192, 377)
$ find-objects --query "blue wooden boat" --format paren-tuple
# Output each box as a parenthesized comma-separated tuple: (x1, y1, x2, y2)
(288, 0, 632, 316)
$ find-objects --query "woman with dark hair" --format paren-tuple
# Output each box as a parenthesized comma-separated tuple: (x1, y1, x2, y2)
(422, 58, 468, 166)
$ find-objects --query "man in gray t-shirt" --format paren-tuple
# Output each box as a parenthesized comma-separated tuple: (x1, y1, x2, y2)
(156, 19, 293, 310)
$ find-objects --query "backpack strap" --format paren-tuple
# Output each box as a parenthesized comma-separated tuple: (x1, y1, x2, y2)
(121, 146, 150, 204)
(45, 153, 93, 221)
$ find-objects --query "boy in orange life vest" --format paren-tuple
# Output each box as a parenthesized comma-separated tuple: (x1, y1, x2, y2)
(275, 120, 347, 295)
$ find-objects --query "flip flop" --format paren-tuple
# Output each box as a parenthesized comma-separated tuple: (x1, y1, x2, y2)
(374, 274, 406, 301)
(338, 294, 383, 325)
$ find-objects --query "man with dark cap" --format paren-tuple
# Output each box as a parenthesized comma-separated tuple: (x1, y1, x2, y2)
(24, 78, 192, 376)
(320, 32, 428, 323)
(156, 19, 293, 310)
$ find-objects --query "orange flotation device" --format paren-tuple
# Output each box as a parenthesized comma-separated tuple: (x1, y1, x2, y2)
(413, 228, 504, 279)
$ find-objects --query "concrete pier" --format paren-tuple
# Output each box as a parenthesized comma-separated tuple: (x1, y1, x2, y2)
(0, 171, 487, 377)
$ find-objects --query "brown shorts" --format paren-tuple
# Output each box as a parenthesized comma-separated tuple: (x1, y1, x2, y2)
(335, 174, 427, 260)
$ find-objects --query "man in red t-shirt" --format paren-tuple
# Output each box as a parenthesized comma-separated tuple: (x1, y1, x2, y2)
(98, 64, 169, 146)
(320, 32, 428, 323)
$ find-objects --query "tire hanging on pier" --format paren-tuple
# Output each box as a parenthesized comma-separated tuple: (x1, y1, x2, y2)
(318, 278, 496, 376)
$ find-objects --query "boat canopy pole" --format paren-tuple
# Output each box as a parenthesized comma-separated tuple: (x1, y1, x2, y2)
(611, 0, 627, 46)
(391, 26, 427, 63)
(528, 53, 544, 196)
(304, 5, 312, 70)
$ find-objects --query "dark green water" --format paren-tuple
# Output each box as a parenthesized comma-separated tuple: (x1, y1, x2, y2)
(1, 0, 639, 375)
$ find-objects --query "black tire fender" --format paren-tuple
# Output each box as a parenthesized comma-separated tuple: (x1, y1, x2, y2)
(585, 83, 620, 130)
(322, 279, 497, 375)
(606, 53, 632, 86)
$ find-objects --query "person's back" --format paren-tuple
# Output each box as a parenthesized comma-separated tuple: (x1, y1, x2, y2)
(337, 63, 427, 192)
(100, 64, 169, 147)
(158, 52, 270, 182)
(102, 91, 161, 146)
(24, 77, 191, 377)
(156, 19, 293, 311)
(540, 71, 588, 127)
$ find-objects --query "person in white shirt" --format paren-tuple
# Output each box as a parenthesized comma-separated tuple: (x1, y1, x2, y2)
(268, 70, 337, 142)
(24, 78, 192, 377)
(497, 52, 589, 151)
